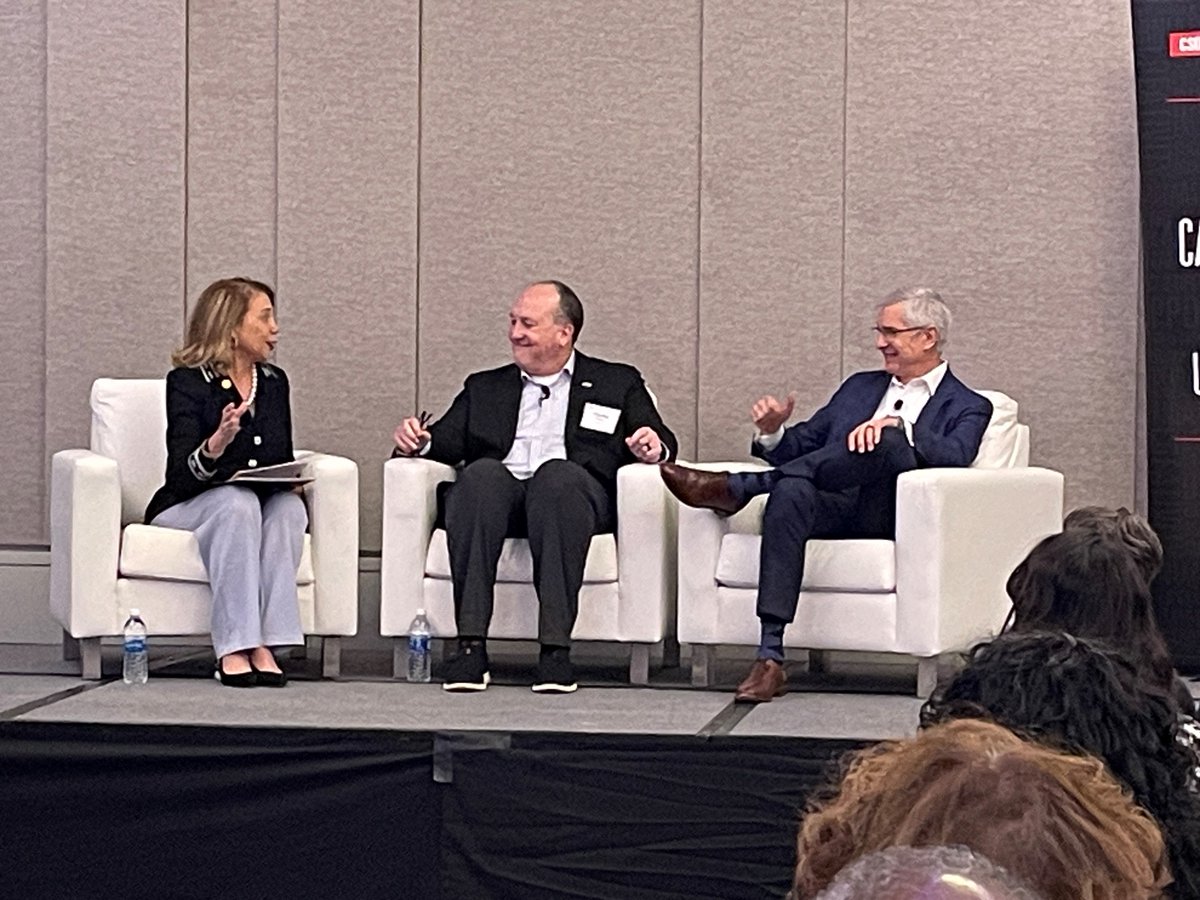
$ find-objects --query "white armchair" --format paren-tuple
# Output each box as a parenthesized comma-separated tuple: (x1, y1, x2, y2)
(676, 391, 1064, 696)
(50, 378, 359, 679)
(380, 458, 676, 683)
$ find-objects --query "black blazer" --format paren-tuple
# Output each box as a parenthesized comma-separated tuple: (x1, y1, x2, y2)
(420, 351, 678, 507)
(144, 363, 295, 523)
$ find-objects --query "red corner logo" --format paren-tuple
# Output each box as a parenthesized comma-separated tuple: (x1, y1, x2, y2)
(1170, 31, 1200, 56)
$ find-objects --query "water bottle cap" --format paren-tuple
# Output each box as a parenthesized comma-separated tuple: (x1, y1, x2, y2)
(416, 608, 426, 616)
(129, 608, 140, 616)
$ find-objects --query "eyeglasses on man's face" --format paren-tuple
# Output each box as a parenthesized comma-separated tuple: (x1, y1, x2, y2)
(872, 324, 932, 340)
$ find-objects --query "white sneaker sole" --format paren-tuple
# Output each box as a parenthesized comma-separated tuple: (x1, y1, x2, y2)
(443, 671, 491, 692)
(531, 681, 578, 694)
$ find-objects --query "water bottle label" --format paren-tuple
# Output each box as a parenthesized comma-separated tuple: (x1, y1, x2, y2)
(408, 634, 430, 653)
(124, 638, 146, 653)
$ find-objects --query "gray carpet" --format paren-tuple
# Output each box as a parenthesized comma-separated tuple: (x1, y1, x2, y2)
(0, 671, 922, 739)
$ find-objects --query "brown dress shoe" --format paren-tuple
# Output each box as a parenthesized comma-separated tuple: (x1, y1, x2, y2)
(734, 659, 787, 703)
(660, 463, 745, 516)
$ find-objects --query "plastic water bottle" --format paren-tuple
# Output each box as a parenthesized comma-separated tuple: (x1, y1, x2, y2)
(407, 609, 432, 683)
(122, 609, 148, 685)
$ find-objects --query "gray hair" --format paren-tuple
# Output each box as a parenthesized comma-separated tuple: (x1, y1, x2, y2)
(877, 286, 951, 352)
(814, 845, 1044, 900)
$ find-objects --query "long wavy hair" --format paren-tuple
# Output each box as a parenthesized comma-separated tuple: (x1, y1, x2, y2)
(1063, 505, 1164, 584)
(792, 719, 1169, 900)
(921, 631, 1200, 899)
(1005, 528, 1175, 693)
(171, 277, 275, 372)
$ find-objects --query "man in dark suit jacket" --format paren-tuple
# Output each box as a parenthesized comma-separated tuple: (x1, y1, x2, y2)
(662, 287, 992, 702)
(393, 281, 678, 694)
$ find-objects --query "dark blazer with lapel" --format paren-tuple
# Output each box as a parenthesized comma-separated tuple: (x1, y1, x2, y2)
(752, 368, 992, 470)
(145, 363, 295, 524)
(423, 351, 678, 505)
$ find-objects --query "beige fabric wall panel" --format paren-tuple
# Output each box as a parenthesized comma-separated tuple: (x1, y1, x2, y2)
(186, 0, 277, 303)
(842, 0, 1139, 508)
(277, 0, 419, 550)
(0, 3, 47, 542)
(418, 0, 701, 456)
(699, 0, 847, 462)
(45, 1, 186, 500)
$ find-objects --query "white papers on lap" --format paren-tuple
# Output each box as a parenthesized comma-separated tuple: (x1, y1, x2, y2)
(228, 460, 314, 484)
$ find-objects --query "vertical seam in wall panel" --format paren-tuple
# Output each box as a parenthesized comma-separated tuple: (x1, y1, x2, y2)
(183, 1, 190, 322)
(274, 0, 280, 293)
(694, 0, 704, 459)
(415, 0, 424, 413)
(838, 0, 850, 380)
(40, 0, 49, 537)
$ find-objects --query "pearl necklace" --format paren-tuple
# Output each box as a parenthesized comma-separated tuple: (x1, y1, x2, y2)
(245, 364, 258, 409)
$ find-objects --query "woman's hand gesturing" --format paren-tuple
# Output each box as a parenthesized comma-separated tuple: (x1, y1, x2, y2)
(204, 399, 250, 458)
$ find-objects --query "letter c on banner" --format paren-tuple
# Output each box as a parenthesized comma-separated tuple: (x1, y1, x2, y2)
(1180, 219, 1196, 267)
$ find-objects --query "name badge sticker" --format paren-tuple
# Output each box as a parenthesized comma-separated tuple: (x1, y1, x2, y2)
(580, 402, 621, 434)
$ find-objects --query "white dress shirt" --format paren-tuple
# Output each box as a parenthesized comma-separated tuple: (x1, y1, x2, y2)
(757, 361, 948, 450)
(500, 351, 575, 479)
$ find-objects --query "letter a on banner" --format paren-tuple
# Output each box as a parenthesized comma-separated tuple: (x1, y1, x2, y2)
(1134, 0, 1200, 668)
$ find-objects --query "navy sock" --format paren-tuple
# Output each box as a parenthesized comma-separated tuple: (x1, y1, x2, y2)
(729, 470, 780, 504)
(757, 621, 786, 662)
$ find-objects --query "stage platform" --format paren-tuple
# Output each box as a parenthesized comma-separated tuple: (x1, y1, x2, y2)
(1, 644, 926, 900)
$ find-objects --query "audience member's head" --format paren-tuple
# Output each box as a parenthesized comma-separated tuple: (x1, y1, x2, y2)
(812, 845, 1044, 900)
(1005, 528, 1174, 691)
(792, 719, 1169, 900)
(921, 631, 1200, 898)
(1064, 505, 1164, 584)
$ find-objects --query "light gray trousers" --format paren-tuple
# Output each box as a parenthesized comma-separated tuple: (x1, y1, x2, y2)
(152, 485, 307, 658)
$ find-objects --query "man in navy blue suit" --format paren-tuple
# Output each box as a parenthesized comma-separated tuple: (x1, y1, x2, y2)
(661, 287, 993, 702)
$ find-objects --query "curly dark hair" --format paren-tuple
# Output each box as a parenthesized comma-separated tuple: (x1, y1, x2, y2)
(921, 631, 1200, 899)
(1005, 529, 1176, 697)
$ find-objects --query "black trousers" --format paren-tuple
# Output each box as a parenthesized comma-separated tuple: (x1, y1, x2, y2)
(443, 458, 613, 647)
(752, 427, 917, 624)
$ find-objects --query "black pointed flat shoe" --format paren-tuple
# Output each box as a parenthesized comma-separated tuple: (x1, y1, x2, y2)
(214, 662, 257, 688)
(250, 663, 287, 687)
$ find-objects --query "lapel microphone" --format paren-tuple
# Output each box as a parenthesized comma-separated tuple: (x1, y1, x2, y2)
(537, 384, 551, 406)
(893, 399, 903, 411)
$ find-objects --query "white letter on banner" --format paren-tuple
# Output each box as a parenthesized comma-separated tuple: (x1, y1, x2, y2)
(1193, 351, 1200, 396)
(1180, 218, 1196, 267)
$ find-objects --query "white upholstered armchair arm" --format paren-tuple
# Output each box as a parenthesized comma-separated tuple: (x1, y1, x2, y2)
(615, 464, 676, 641)
(50, 450, 122, 637)
(894, 466, 1064, 655)
(380, 456, 456, 636)
(674, 461, 769, 645)
(297, 451, 359, 635)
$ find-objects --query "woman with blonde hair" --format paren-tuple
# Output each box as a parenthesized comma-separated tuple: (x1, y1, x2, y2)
(792, 719, 1170, 900)
(145, 278, 305, 687)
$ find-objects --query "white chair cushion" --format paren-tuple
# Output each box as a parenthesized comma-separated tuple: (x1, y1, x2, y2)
(971, 390, 1020, 469)
(91, 379, 168, 525)
(119, 523, 315, 585)
(714, 534, 896, 592)
(424, 529, 619, 584)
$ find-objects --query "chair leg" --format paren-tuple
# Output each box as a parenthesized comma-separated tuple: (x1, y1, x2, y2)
(293, 636, 316, 660)
(662, 636, 681, 670)
(916, 656, 939, 699)
(321, 637, 342, 679)
(691, 644, 714, 687)
(808, 649, 830, 674)
(629, 644, 650, 685)
(80, 638, 102, 680)
(62, 630, 81, 661)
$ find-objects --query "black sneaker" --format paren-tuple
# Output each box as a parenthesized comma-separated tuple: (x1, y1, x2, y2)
(532, 647, 577, 694)
(442, 644, 490, 692)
